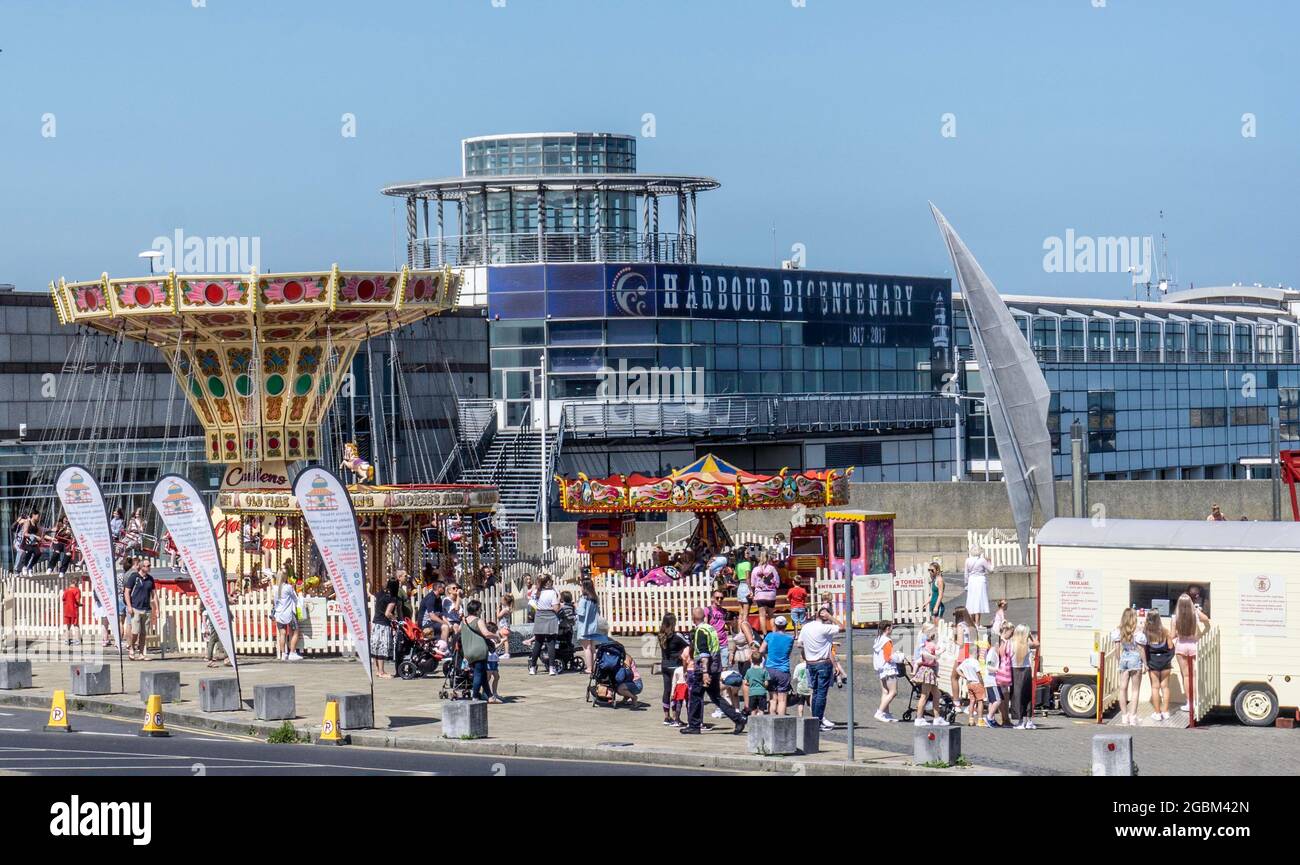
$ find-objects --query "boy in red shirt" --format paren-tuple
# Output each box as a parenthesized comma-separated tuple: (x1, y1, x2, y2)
(787, 574, 809, 633)
(61, 579, 82, 646)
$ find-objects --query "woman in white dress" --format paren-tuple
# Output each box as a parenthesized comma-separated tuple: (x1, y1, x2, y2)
(963, 545, 993, 626)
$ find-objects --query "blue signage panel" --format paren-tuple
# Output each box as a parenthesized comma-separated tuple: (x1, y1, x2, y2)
(486, 262, 953, 384)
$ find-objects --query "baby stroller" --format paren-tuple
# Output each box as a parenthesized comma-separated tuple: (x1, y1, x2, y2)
(898, 656, 958, 724)
(438, 636, 474, 700)
(396, 619, 447, 681)
(585, 640, 627, 707)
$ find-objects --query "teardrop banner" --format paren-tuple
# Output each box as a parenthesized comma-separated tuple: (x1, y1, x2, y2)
(292, 466, 372, 683)
(54, 465, 124, 689)
(150, 474, 239, 688)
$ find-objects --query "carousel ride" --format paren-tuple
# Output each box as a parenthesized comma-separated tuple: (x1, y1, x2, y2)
(554, 453, 853, 578)
(48, 266, 500, 589)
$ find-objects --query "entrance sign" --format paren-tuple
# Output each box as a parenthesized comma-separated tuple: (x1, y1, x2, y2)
(1056, 567, 1101, 630)
(294, 466, 371, 681)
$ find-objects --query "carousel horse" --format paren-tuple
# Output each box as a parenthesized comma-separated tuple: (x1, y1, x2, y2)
(340, 442, 374, 484)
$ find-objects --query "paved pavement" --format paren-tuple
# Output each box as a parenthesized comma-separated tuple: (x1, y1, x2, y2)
(1, 641, 928, 776)
(819, 591, 1300, 775)
(0, 706, 738, 776)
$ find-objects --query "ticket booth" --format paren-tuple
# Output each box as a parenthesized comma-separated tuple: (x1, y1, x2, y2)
(826, 510, 896, 577)
(576, 514, 636, 577)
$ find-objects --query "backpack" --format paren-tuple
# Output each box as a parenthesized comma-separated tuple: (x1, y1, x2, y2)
(693, 623, 720, 657)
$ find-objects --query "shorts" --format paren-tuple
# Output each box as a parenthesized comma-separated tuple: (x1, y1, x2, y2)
(278, 618, 298, 632)
(672, 683, 688, 702)
(62, 615, 79, 627)
(621, 679, 644, 695)
(791, 608, 807, 627)
(487, 658, 499, 672)
(755, 598, 776, 609)
(1119, 649, 1143, 672)
(965, 681, 987, 701)
(129, 611, 149, 632)
(789, 693, 810, 706)
(748, 695, 769, 712)
(984, 685, 1002, 703)
(878, 664, 899, 681)
(1175, 642, 1197, 659)
(766, 669, 792, 694)
(736, 582, 750, 604)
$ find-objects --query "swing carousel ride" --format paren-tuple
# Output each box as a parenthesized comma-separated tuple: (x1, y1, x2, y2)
(48, 267, 500, 590)
(554, 453, 852, 575)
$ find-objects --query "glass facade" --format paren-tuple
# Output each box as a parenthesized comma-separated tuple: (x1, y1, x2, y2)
(463, 133, 636, 177)
(491, 316, 936, 399)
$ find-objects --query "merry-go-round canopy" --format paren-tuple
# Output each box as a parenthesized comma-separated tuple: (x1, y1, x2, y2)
(555, 453, 852, 514)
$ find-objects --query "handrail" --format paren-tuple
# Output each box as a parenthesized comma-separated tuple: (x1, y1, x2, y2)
(408, 230, 697, 267)
(560, 391, 953, 440)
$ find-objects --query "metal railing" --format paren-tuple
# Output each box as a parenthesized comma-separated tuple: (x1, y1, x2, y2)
(559, 392, 954, 440)
(407, 230, 696, 267)
(434, 399, 497, 483)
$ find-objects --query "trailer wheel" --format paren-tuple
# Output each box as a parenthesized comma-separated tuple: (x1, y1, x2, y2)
(1059, 680, 1097, 719)
(1232, 686, 1279, 727)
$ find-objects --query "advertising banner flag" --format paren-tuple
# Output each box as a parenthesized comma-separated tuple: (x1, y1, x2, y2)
(151, 475, 238, 672)
(293, 466, 371, 681)
(55, 465, 121, 648)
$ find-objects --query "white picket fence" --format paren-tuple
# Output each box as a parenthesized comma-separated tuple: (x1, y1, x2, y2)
(627, 531, 777, 566)
(1, 574, 358, 656)
(967, 528, 1039, 567)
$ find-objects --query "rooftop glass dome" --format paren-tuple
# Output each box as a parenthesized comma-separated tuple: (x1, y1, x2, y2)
(382, 132, 719, 267)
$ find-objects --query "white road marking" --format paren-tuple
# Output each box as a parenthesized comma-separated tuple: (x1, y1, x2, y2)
(0, 727, 30, 732)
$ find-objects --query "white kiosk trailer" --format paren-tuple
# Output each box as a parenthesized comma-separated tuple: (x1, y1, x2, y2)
(1037, 518, 1300, 727)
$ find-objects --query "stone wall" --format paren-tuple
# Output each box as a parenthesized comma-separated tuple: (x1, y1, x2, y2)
(519, 478, 1283, 556)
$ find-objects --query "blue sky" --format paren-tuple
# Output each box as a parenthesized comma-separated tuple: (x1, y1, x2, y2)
(2, 0, 1296, 296)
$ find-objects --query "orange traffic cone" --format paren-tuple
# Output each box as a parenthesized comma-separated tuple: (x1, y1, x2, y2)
(44, 690, 72, 733)
(318, 699, 347, 745)
(139, 694, 170, 737)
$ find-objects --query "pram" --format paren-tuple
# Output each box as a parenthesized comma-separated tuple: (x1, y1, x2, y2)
(897, 655, 958, 724)
(437, 635, 474, 700)
(396, 619, 447, 681)
(585, 640, 627, 707)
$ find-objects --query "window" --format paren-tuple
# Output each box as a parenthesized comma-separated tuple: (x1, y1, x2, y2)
(1047, 393, 1062, 455)
(1231, 405, 1269, 426)
(1088, 390, 1116, 452)
(1281, 388, 1299, 441)
(1190, 407, 1226, 428)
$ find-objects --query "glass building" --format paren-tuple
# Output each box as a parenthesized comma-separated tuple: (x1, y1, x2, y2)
(954, 287, 1300, 480)
(381, 132, 1300, 503)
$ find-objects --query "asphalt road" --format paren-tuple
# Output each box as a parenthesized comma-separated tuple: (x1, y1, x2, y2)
(0, 707, 737, 776)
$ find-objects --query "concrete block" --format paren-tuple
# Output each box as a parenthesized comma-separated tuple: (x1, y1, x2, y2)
(1091, 734, 1135, 776)
(139, 669, 182, 704)
(796, 715, 821, 754)
(197, 677, 240, 712)
(0, 659, 32, 689)
(326, 691, 373, 730)
(747, 714, 798, 756)
(71, 663, 112, 696)
(914, 724, 961, 765)
(441, 699, 489, 739)
(254, 684, 296, 721)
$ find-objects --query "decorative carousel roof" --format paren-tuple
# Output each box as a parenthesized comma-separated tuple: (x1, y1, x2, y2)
(48, 267, 461, 465)
(555, 452, 852, 513)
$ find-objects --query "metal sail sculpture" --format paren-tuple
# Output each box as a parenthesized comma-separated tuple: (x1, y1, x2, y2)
(931, 204, 1055, 555)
